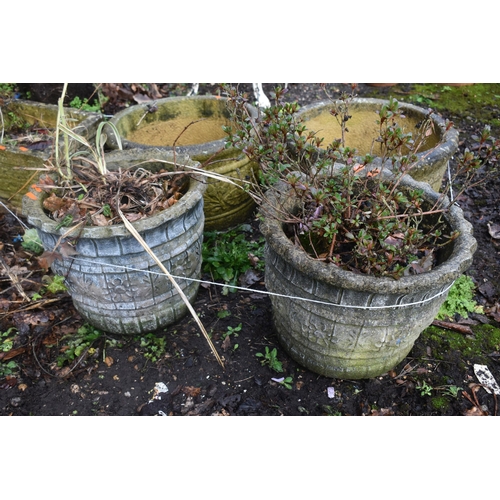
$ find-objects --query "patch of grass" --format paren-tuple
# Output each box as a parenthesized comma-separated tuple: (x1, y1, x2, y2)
(202, 224, 264, 294)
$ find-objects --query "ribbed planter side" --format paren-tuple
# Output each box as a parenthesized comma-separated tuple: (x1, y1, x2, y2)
(296, 98, 459, 192)
(106, 95, 259, 230)
(260, 177, 477, 379)
(23, 149, 207, 335)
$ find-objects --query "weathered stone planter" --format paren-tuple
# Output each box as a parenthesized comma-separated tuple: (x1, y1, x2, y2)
(0, 99, 102, 210)
(260, 175, 477, 379)
(22, 149, 206, 335)
(297, 98, 459, 191)
(106, 95, 258, 230)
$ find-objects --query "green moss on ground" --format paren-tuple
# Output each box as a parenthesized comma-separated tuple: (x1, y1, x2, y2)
(430, 395, 450, 413)
(422, 323, 500, 363)
(366, 83, 500, 131)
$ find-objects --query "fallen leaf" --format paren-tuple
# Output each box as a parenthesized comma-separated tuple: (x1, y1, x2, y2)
(487, 222, 500, 239)
(184, 386, 201, 397)
(38, 251, 62, 270)
(104, 356, 114, 367)
(59, 242, 79, 258)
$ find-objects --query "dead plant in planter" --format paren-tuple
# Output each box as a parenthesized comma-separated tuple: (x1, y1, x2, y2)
(23, 83, 224, 368)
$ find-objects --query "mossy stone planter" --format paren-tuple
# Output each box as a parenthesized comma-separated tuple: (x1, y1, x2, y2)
(106, 96, 259, 230)
(22, 149, 207, 335)
(260, 175, 477, 379)
(297, 98, 459, 191)
(0, 99, 102, 211)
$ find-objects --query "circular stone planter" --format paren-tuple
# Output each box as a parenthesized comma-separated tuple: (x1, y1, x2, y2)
(22, 149, 207, 335)
(106, 96, 259, 231)
(260, 175, 477, 379)
(296, 98, 459, 191)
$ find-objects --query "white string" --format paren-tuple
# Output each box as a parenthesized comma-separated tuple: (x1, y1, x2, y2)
(447, 159, 454, 202)
(70, 256, 454, 311)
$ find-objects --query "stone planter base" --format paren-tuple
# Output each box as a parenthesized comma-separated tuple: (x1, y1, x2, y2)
(260, 176, 477, 379)
(23, 149, 206, 335)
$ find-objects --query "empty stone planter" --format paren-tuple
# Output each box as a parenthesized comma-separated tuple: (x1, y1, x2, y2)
(106, 95, 259, 230)
(0, 99, 102, 210)
(22, 149, 207, 335)
(297, 98, 459, 191)
(260, 175, 476, 379)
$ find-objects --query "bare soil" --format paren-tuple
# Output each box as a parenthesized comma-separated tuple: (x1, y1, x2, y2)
(1, 83, 499, 416)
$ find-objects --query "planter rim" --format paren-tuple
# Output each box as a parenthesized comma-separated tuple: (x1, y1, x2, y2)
(22, 148, 207, 239)
(296, 97, 460, 167)
(260, 173, 477, 295)
(106, 95, 258, 157)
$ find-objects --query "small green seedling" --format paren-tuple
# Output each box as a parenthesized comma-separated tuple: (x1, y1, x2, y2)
(222, 323, 242, 340)
(138, 333, 167, 363)
(256, 346, 283, 373)
(1, 328, 19, 377)
(443, 385, 462, 398)
(416, 380, 433, 397)
(217, 309, 231, 319)
(272, 376, 293, 390)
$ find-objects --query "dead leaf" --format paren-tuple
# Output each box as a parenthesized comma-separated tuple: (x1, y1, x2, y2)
(221, 335, 232, 351)
(184, 386, 201, 397)
(38, 250, 62, 270)
(463, 406, 485, 416)
(59, 242, 79, 258)
(104, 356, 114, 367)
(43, 193, 67, 212)
(487, 222, 500, 239)
(92, 214, 110, 226)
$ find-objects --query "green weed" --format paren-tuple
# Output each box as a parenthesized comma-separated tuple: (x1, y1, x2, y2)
(416, 380, 433, 397)
(21, 228, 44, 254)
(56, 323, 103, 367)
(222, 323, 242, 340)
(275, 376, 293, 389)
(256, 346, 283, 373)
(0, 328, 19, 377)
(437, 274, 483, 320)
(202, 224, 264, 294)
(32, 274, 68, 300)
(138, 333, 167, 363)
(69, 95, 103, 113)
